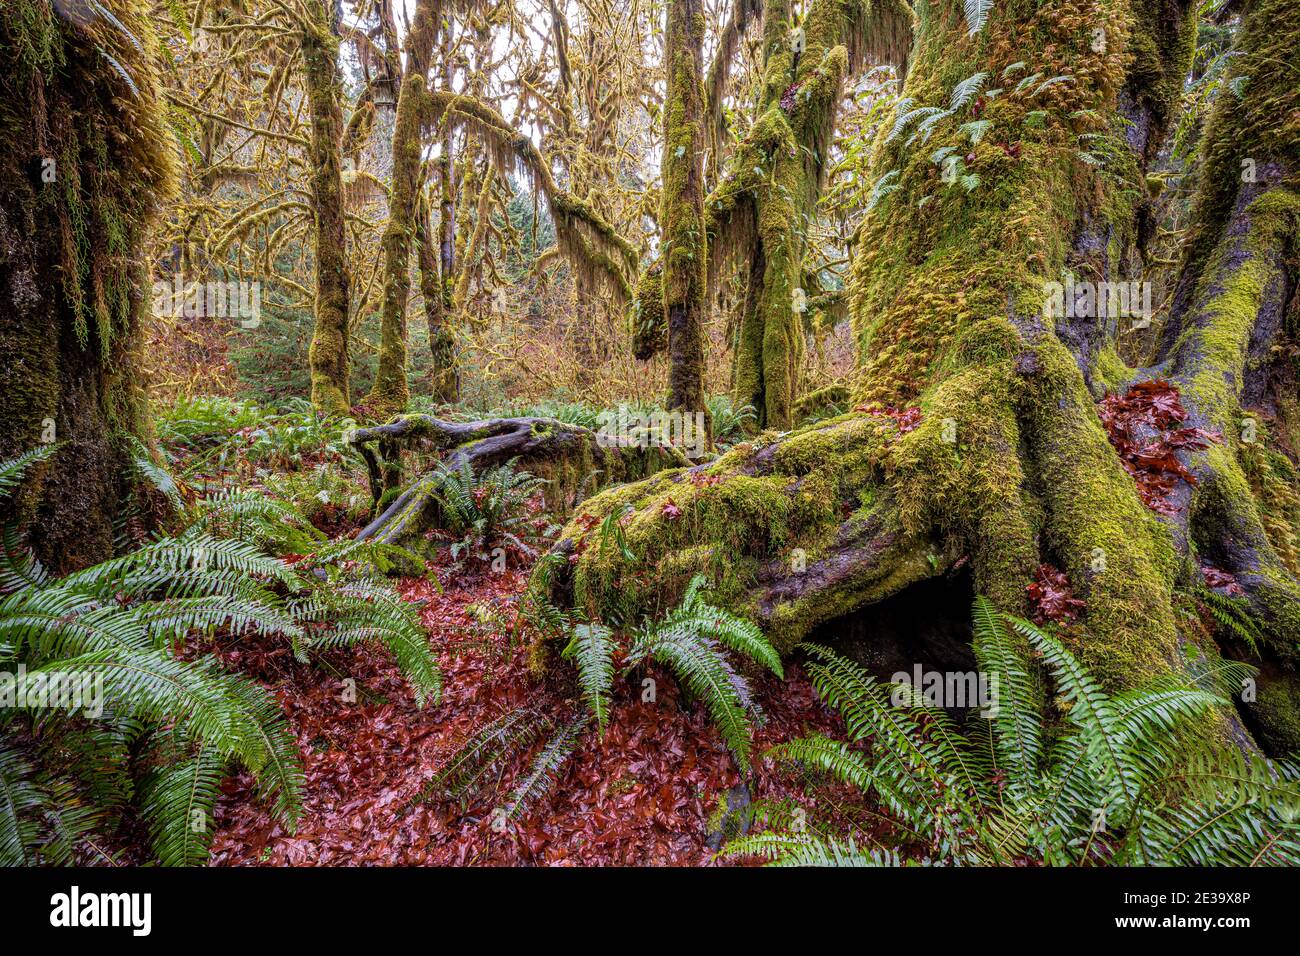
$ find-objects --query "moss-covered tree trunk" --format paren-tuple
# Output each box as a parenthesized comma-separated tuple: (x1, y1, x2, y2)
(303, 0, 353, 418)
(419, 179, 458, 402)
(547, 0, 1300, 753)
(662, 0, 710, 420)
(0, 0, 173, 574)
(633, 0, 912, 429)
(428, 17, 461, 402)
(365, 0, 441, 419)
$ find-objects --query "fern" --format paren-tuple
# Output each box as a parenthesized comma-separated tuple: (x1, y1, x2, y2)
(957, 119, 993, 145)
(725, 831, 902, 866)
(963, 0, 992, 35)
(764, 734, 875, 791)
(420, 707, 551, 803)
(498, 716, 587, 821)
(730, 599, 1300, 867)
(867, 169, 901, 211)
(0, 451, 335, 865)
(125, 434, 185, 513)
(138, 743, 224, 867)
(632, 626, 754, 764)
(970, 597, 1042, 801)
(1201, 589, 1264, 653)
(426, 458, 547, 564)
(624, 575, 781, 765)
(0, 445, 56, 499)
(950, 72, 988, 110)
(562, 623, 616, 733)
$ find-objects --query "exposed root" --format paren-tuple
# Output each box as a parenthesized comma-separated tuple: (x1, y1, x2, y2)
(350, 415, 685, 548)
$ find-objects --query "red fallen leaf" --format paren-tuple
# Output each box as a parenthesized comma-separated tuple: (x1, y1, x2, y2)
(205, 553, 861, 869)
(1098, 380, 1221, 515)
(854, 404, 924, 434)
(661, 499, 682, 520)
(1201, 565, 1245, 595)
(1026, 563, 1086, 624)
(689, 471, 723, 488)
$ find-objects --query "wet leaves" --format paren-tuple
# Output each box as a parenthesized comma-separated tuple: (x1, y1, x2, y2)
(207, 557, 847, 866)
(1201, 564, 1245, 596)
(854, 404, 924, 434)
(1027, 563, 1085, 624)
(1099, 380, 1219, 516)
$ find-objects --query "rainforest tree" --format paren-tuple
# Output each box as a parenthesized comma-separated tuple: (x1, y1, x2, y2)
(660, 0, 710, 419)
(366, 0, 441, 417)
(545, 0, 1300, 753)
(302, 0, 355, 417)
(635, 0, 912, 428)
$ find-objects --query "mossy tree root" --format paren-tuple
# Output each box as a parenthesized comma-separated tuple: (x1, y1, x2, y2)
(349, 415, 686, 547)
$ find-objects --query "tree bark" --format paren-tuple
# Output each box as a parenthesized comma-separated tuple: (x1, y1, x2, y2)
(418, 181, 458, 402)
(0, 0, 174, 574)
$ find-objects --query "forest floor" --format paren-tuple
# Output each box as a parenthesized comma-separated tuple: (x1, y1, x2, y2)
(205, 554, 866, 866)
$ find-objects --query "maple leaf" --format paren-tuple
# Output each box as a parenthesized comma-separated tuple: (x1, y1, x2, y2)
(1026, 563, 1086, 624)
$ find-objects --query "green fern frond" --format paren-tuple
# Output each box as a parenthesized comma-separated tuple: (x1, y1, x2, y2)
(0, 446, 58, 501)
(970, 597, 1043, 800)
(670, 575, 782, 677)
(764, 734, 875, 791)
(421, 707, 551, 803)
(725, 831, 901, 866)
(632, 626, 755, 766)
(950, 72, 988, 110)
(138, 744, 223, 867)
(499, 716, 587, 822)
(124, 434, 184, 513)
(963, 0, 992, 35)
(1201, 589, 1265, 653)
(0, 743, 48, 866)
(562, 623, 616, 733)
(0, 523, 49, 592)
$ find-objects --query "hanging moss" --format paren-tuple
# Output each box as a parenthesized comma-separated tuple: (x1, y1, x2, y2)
(630, 259, 667, 360)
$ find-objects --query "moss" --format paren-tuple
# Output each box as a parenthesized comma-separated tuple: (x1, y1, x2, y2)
(1249, 670, 1300, 755)
(365, 68, 438, 420)
(1180, 0, 1300, 292)
(1242, 444, 1300, 577)
(793, 381, 850, 421)
(661, 0, 710, 418)
(537, 0, 1245, 702)
(1023, 338, 1181, 682)
(630, 259, 667, 360)
(1091, 344, 1132, 394)
(0, 1, 175, 571)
